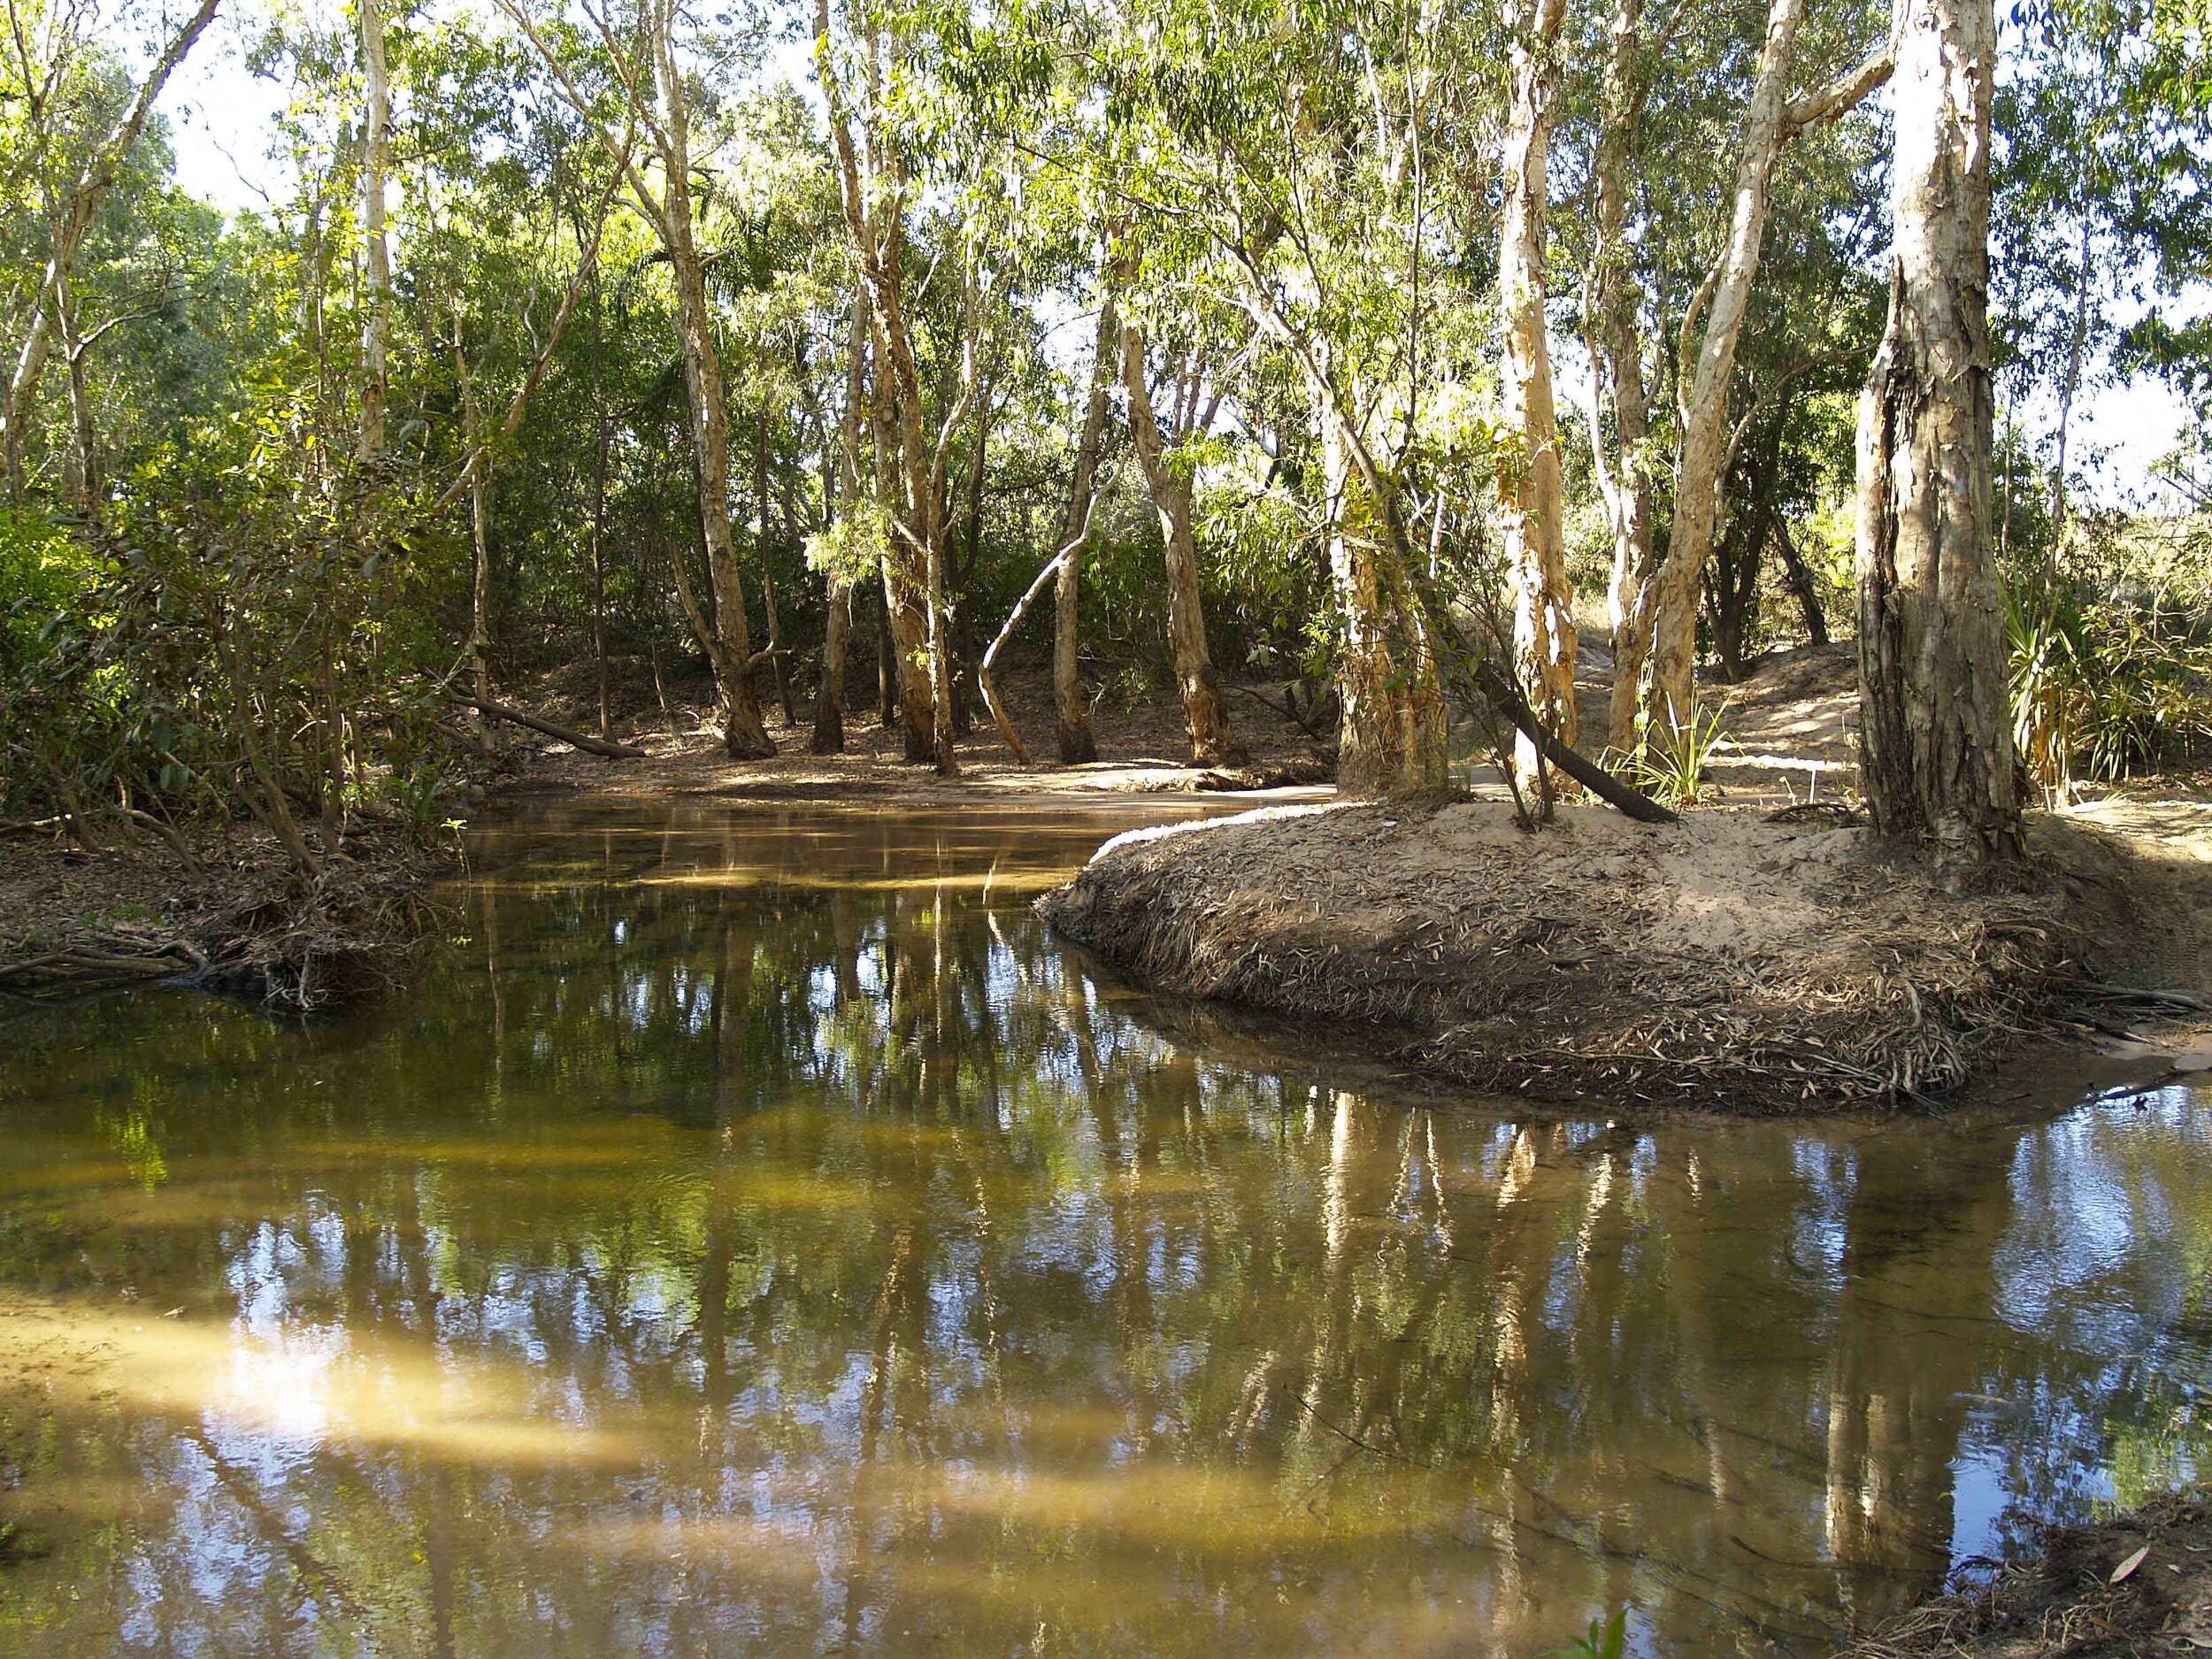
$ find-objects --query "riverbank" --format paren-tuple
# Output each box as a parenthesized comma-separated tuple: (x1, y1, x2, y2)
(1837, 1490, 2212, 1655)
(0, 672, 1331, 1009)
(1037, 795, 2212, 1111)
(0, 820, 455, 1011)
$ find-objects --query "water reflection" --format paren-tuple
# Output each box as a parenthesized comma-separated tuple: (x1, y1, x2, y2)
(1, 799, 2208, 1657)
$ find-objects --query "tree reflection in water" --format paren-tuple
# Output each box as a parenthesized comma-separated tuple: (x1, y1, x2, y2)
(2, 800, 2209, 1658)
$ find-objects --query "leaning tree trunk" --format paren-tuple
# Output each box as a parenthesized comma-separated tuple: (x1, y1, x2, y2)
(1054, 293, 1116, 764)
(1636, 0, 1809, 745)
(1122, 321, 1240, 766)
(1498, 0, 1579, 799)
(1855, 0, 2021, 865)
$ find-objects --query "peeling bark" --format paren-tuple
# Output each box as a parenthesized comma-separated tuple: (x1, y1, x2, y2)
(1855, 0, 2020, 864)
(1121, 320, 1240, 766)
(1635, 7, 1893, 742)
(1054, 292, 1116, 765)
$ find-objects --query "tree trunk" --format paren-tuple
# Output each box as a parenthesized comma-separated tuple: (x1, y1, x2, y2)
(876, 578, 898, 729)
(1498, 0, 1578, 801)
(1637, 0, 1891, 741)
(818, 7, 964, 772)
(1586, 0, 1659, 756)
(1775, 518, 1831, 645)
(1121, 321, 1240, 766)
(1316, 386, 1448, 796)
(451, 303, 495, 741)
(867, 331, 933, 758)
(1055, 291, 1115, 764)
(359, 0, 392, 461)
(655, 25, 772, 760)
(58, 286, 99, 524)
(813, 298, 868, 755)
(589, 271, 612, 737)
(2048, 208, 2093, 540)
(754, 412, 799, 726)
(0, 0, 219, 498)
(1855, 0, 2020, 865)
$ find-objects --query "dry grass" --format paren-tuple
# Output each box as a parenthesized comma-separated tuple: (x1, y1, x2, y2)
(0, 823, 456, 1011)
(1038, 798, 2161, 1112)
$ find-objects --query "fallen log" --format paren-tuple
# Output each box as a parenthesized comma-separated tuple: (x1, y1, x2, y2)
(1468, 660, 1680, 826)
(451, 695, 645, 758)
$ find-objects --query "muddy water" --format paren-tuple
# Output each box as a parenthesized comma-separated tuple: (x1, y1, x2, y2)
(2, 799, 2209, 1658)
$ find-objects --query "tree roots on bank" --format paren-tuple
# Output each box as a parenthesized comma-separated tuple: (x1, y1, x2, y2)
(1037, 800, 2166, 1112)
(0, 827, 455, 1013)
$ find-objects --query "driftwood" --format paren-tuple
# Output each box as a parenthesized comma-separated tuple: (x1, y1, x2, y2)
(451, 695, 645, 758)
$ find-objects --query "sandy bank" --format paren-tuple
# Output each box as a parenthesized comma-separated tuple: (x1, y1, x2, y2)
(1037, 796, 2212, 1112)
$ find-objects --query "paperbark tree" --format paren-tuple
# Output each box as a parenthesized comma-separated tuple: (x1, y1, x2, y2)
(812, 299, 867, 755)
(817, 0, 980, 775)
(1582, 0, 1663, 755)
(1632, 4, 1893, 743)
(1499, 0, 1578, 800)
(1119, 317, 1241, 766)
(1053, 289, 1115, 765)
(496, 0, 776, 757)
(359, 0, 392, 461)
(1855, 0, 2021, 864)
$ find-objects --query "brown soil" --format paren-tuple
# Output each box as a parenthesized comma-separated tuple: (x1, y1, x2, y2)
(1836, 1491, 2212, 1657)
(0, 820, 456, 1010)
(507, 663, 1334, 805)
(1037, 795, 2212, 1112)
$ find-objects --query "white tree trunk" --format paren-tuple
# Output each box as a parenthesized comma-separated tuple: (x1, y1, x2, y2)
(1498, 0, 1578, 797)
(1122, 319, 1240, 766)
(1586, 0, 1660, 755)
(0, 0, 219, 497)
(359, 0, 392, 461)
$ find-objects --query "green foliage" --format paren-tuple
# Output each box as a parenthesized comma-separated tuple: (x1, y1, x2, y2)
(806, 499, 894, 587)
(1617, 703, 1732, 806)
(2007, 523, 2212, 795)
(1541, 1609, 1628, 1659)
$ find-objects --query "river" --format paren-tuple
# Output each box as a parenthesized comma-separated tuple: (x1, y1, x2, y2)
(1, 797, 2208, 1657)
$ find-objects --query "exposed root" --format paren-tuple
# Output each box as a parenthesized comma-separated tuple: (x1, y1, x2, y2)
(0, 826, 456, 1013)
(1834, 1492, 2212, 1656)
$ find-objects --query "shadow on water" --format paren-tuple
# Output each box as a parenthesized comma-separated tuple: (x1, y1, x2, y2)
(2, 795, 2208, 1657)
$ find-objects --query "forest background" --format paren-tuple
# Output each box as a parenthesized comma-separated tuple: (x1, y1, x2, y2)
(4, 0, 2211, 868)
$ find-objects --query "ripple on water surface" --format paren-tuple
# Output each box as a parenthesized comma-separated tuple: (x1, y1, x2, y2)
(1, 798, 2207, 1658)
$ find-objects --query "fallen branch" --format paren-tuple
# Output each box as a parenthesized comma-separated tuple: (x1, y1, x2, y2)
(979, 481, 1107, 764)
(1468, 659, 1678, 825)
(449, 695, 645, 758)
(1400, 572, 1677, 824)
